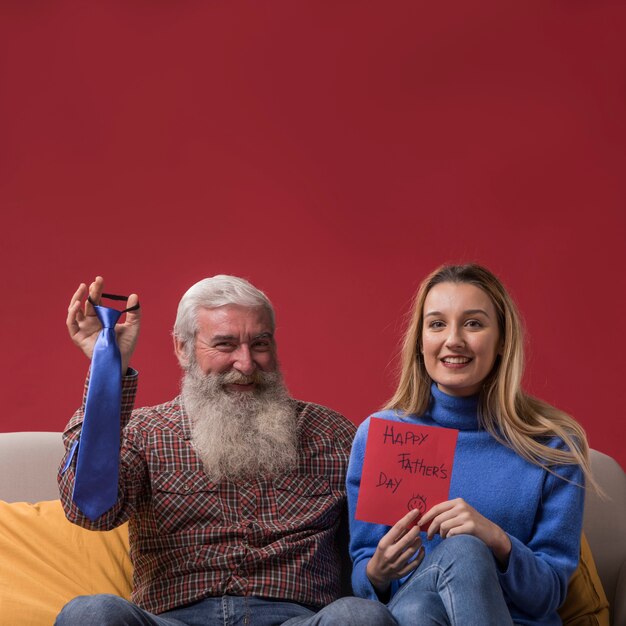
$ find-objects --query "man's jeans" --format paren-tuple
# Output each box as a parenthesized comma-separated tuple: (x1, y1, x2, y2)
(388, 535, 514, 626)
(55, 594, 397, 626)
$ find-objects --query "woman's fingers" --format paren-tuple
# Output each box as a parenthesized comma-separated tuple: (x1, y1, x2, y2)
(397, 545, 425, 577)
(384, 508, 421, 544)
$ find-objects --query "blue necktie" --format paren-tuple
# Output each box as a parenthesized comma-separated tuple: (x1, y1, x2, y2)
(72, 294, 138, 521)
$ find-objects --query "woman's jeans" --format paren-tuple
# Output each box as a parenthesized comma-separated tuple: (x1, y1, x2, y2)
(387, 535, 514, 626)
(55, 594, 397, 626)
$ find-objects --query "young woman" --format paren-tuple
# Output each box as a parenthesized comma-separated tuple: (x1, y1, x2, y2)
(347, 264, 593, 626)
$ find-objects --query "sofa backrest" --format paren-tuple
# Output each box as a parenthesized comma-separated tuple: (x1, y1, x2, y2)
(0, 432, 624, 625)
(584, 450, 626, 626)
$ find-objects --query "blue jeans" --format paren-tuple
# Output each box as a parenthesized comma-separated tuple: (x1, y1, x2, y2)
(55, 594, 397, 626)
(388, 535, 514, 626)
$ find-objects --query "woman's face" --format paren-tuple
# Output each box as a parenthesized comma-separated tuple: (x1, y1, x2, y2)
(421, 282, 501, 397)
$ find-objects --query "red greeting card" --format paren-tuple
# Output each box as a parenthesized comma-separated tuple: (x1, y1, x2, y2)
(355, 418, 458, 526)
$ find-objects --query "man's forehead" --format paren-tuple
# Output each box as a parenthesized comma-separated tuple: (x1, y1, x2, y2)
(208, 331, 273, 344)
(196, 304, 273, 335)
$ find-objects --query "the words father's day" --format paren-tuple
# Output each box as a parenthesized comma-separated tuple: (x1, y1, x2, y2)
(355, 418, 459, 526)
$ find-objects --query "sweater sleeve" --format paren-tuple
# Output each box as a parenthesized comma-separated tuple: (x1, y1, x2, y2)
(347, 417, 402, 601)
(497, 443, 585, 618)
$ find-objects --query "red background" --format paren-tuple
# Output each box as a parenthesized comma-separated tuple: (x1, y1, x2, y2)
(1, 1, 624, 469)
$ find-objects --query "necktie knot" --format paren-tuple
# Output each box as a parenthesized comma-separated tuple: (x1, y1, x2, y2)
(88, 293, 140, 330)
(95, 305, 123, 329)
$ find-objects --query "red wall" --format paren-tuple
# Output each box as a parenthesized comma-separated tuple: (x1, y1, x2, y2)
(1, 1, 625, 469)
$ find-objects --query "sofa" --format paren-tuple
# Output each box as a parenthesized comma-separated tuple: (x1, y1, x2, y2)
(0, 431, 624, 625)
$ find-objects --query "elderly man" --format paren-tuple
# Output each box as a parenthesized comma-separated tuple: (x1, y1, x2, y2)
(56, 275, 394, 626)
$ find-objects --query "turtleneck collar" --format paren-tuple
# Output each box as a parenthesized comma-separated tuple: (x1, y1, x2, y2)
(427, 383, 480, 431)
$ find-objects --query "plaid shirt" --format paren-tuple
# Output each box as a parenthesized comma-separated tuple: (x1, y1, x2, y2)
(58, 372, 356, 615)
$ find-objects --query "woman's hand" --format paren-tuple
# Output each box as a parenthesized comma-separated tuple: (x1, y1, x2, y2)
(66, 276, 141, 374)
(366, 508, 425, 596)
(419, 498, 512, 566)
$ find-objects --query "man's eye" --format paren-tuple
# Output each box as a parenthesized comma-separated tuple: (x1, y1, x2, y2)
(215, 342, 236, 350)
(252, 341, 271, 351)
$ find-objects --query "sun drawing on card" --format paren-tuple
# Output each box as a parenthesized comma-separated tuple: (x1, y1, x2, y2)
(407, 493, 427, 516)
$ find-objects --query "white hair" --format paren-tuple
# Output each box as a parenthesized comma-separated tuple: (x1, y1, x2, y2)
(173, 275, 275, 346)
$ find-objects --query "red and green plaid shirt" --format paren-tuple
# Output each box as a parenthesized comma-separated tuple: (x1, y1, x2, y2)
(58, 372, 356, 615)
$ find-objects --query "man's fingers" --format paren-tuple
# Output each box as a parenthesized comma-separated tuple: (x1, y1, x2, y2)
(67, 278, 105, 340)
(85, 276, 104, 313)
(124, 293, 141, 323)
(66, 300, 83, 336)
(68, 283, 87, 312)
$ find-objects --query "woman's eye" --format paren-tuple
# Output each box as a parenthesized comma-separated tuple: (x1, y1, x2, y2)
(429, 321, 445, 329)
(465, 320, 482, 328)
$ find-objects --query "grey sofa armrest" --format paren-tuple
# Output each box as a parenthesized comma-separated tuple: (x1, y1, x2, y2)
(584, 450, 626, 626)
(0, 431, 63, 503)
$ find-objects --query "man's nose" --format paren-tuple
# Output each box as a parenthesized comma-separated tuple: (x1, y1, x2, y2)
(233, 345, 256, 376)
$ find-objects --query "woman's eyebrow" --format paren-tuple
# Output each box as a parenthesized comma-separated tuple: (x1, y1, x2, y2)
(424, 308, 490, 317)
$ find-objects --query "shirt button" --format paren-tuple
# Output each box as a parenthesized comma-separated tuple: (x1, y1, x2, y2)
(184, 484, 190, 491)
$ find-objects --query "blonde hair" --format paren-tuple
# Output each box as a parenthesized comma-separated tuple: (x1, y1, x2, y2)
(385, 263, 594, 487)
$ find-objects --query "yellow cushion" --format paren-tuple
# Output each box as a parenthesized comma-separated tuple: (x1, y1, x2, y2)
(0, 501, 609, 625)
(0, 499, 132, 625)
(559, 533, 609, 626)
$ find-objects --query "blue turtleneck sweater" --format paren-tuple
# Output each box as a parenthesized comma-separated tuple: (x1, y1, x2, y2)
(347, 385, 584, 626)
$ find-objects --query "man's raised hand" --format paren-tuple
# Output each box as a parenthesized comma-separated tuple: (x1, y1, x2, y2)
(66, 276, 141, 374)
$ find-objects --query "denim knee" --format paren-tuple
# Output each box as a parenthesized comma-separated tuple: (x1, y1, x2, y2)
(435, 535, 491, 563)
(434, 535, 500, 585)
(56, 594, 134, 625)
(322, 597, 397, 625)
(389, 536, 510, 626)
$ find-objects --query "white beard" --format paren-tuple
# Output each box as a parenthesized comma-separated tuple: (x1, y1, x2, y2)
(181, 365, 299, 482)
